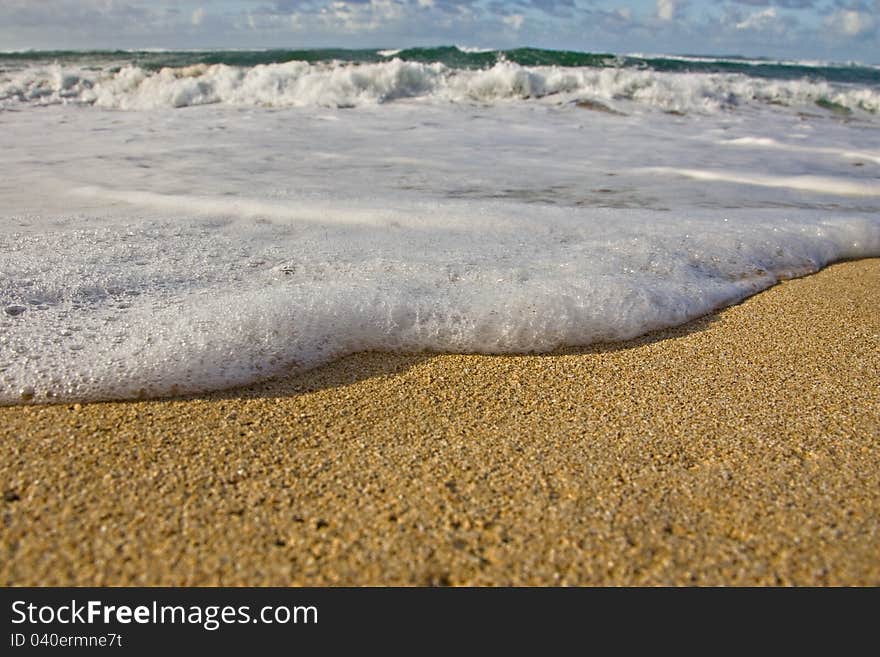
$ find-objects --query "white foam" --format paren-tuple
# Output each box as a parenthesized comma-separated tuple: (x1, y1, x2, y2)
(721, 137, 880, 165)
(642, 167, 880, 196)
(626, 53, 870, 69)
(2, 202, 878, 404)
(2, 59, 879, 114)
(71, 187, 436, 227)
(638, 167, 880, 196)
(455, 46, 496, 53)
(2, 97, 879, 404)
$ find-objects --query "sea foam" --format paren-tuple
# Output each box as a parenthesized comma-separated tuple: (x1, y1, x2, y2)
(2, 59, 879, 114)
(2, 203, 878, 404)
(1, 58, 878, 404)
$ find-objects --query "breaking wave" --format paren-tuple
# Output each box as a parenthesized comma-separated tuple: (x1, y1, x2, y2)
(2, 58, 879, 114)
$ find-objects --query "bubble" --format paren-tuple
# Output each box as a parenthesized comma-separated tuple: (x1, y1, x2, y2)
(4, 305, 26, 317)
(1, 199, 878, 407)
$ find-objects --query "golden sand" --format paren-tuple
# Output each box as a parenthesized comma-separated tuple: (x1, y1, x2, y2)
(2, 259, 878, 586)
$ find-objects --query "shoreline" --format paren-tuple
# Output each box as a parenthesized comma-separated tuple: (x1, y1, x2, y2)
(2, 259, 878, 585)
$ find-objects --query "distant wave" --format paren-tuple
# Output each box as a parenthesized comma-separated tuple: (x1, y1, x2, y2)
(2, 45, 879, 84)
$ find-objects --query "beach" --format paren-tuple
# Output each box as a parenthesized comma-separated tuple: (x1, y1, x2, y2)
(2, 258, 878, 586)
(2, 47, 879, 587)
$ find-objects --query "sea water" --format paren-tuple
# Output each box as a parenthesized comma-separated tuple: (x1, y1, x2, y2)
(1, 47, 878, 403)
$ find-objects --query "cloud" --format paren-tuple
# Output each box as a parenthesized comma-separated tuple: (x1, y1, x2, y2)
(656, 0, 676, 21)
(0, 0, 154, 27)
(825, 8, 877, 37)
(728, 0, 815, 7)
(735, 6, 777, 30)
(192, 7, 206, 26)
(502, 13, 524, 30)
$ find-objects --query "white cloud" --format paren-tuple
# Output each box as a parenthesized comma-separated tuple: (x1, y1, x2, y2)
(656, 0, 676, 22)
(735, 7, 777, 31)
(502, 13, 524, 31)
(826, 10, 876, 38)
(191, 7, 206, 27)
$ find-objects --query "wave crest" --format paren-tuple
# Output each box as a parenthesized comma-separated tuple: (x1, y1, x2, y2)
(2, 59, 879, 114)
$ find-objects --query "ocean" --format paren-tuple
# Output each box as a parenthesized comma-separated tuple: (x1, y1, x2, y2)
(1, 46, 879, 403)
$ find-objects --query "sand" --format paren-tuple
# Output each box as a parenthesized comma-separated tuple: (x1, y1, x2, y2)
(1, 259, 878, 586)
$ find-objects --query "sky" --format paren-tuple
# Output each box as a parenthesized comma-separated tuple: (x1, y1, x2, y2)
(1, 0, 879, 63)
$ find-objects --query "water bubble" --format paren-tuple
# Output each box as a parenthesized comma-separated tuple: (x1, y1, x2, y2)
(4, 305, 26, 317)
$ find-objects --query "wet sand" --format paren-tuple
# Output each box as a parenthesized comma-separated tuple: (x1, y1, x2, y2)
(2, 259, 878, 585)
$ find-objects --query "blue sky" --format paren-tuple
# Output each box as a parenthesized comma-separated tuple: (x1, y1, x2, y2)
(1, 1, 878, 63)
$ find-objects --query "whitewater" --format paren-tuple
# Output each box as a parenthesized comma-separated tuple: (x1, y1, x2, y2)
(1, 47, 879, 403)
(3, 56, 880, 113)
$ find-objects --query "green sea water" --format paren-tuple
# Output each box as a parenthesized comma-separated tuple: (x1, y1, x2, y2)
(2, 45, 879, 86)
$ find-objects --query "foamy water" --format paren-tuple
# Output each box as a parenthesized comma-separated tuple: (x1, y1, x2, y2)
(1, 50, 879, 404)
(2, 59, 880, 114)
